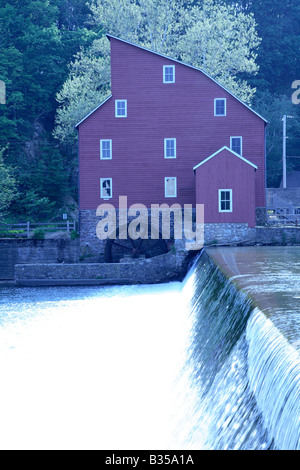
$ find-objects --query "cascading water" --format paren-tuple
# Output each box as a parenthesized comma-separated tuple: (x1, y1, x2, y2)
(0, 247, 299, 450)
(179, 249, 300, 450)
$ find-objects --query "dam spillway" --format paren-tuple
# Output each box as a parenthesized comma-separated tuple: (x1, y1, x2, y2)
(0, 247, 299, 450)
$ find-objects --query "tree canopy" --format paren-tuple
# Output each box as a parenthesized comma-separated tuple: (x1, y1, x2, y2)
(0, 0, 299, 220)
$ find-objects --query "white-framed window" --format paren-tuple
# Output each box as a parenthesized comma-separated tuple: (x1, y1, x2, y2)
(101, 178, 112, 199)
(214, 98, 227, 116)
(165, 177, 177, 198)
(115, 100, 127, 117)
(163, 65, 175, 83)
(219, 189, 232, 213)
(100, 139, 112, 160)
(230, 136, 242, 156)
(164, 138, 176, 159)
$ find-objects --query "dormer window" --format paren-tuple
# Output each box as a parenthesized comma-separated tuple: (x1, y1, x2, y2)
(214, 98, 226, 116)
(163, 65, 175, 83)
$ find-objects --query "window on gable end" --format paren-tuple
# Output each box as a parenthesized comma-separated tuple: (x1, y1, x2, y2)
(164, 138, 176, 159)
(101, 178, 112, 199)
(163, 65, 175, 83)
(230, 137, 242, 156)
(115, 100, 127, 117)
(219, 189, 232, 212)
(100, 140, 112, 160)
(214, 98, 226, 116)
(165, 177, 177, 198)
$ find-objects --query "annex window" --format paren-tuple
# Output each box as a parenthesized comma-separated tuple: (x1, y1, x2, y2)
(164, 138, 176, 159)
(163, 65, 175, 83)
(230, 137, 242, 156)
(165, 177, 177, 198)
(219, 189, 232, 213)
(100, 140, 112, 160)
(214, 98, 227, 116)
(115, 100, 127, 117)
(101, 178, 112, 199)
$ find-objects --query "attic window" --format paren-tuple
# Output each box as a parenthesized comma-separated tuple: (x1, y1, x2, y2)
(214, 98, 226, 116)
(163, 65, 175, 83)
(115, 100, 127, 117)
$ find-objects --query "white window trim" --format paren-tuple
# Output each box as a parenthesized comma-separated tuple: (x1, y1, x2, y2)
(115, 99, 127, 118)
(163, 65, 175, 84)
(214, 98, 227, 116)
(100, 178, 113, 199)
(100, 139, 112, 160)
(219, 189, 232, 213)
(230, 136, 243, 156)
(165, 177, 177, 198)
(164, 138, 177, 159)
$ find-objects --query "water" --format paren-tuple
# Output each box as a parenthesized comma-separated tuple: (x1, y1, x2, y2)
(0, 247, 299, 450)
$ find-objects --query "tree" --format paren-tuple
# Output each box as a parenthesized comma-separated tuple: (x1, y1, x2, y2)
(0, 147, 18, 219)
(54, 0, 261, 144)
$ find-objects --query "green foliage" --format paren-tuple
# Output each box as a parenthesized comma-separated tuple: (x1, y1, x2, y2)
(54, 0, 261, 143)
(0, 147, 18, 220)
(32, 228, 45, 240)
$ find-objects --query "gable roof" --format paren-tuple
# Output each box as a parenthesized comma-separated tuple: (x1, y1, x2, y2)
(75, 34, 268, 128)
(193, 146, 258, 172)
(106, 34, 268, 125)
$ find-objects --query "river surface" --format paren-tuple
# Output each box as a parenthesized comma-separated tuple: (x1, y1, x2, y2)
(0, 247, 299, 450)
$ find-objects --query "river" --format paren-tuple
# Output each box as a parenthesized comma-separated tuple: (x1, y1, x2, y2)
(0, 247, 299, 450)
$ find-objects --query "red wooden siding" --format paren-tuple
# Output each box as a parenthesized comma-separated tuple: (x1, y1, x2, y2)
(78, 36, 266, 215)
(195, 148, 256, 227)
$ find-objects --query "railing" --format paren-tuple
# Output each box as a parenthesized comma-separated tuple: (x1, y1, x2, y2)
(0, 220, 76, 238)
(267, 194, 300, 225)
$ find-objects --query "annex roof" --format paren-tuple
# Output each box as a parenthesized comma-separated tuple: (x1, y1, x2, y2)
(75, 35, 268, 128)
(193, 146, 258, 172)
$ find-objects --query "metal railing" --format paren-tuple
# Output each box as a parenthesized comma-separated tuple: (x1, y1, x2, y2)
(267, 194, 300, 225)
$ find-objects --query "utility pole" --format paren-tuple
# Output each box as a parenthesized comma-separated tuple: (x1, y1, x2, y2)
(282, 114, 287, 189)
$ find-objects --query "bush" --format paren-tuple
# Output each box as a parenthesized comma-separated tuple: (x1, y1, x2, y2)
(32, 228, 45, 240)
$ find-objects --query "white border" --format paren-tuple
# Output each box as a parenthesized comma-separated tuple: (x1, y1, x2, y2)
(163, 65, 175, 83)
(214, 98, 227, 116)
(100, 178, 113, 199)
(164, 138, 177, 159)
(115, 99, 127, 118)
(218, 189, 233, 213)
(230, 136, 243, 156)
(164, 177, 177, 198)
(100, 139, 112, 160)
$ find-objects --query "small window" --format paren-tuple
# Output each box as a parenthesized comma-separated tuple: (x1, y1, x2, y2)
(214, 98, 226, 116)
(230, 137, 242, 156)
(115, 100, 127, 117)
(219, 189, 232, 212)
(165, 177, 177, 198)
(100, 140, 112, 160)
(163, 65, 175, 83)
(164, 138, 176, 159)
(101, 178, 112, 199)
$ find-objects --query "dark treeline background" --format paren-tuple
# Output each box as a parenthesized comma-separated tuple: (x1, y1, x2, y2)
(0, 0, 299, 221)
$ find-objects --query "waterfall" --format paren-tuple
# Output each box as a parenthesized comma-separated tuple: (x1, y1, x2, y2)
(182, 250, 300, 450)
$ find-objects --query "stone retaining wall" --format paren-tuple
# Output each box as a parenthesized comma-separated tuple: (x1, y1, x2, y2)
(15, 248, 194, 286)
(0, 239, 80, 280)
